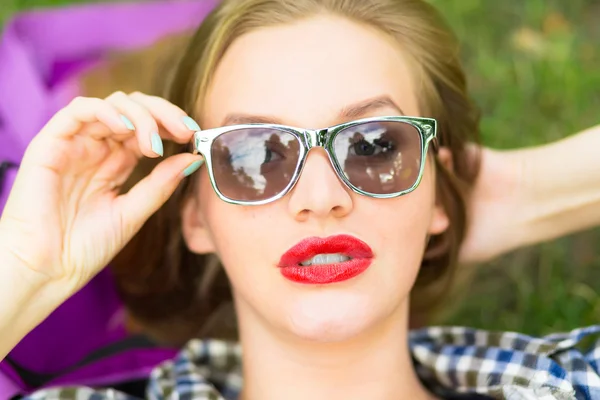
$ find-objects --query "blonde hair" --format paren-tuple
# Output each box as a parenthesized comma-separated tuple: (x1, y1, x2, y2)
(86, 0, 481, 346)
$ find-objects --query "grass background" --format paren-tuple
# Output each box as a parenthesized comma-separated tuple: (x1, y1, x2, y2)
(1, 0, 599, 336)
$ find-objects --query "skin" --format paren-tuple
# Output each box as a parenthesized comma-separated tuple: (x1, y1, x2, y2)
(460, 127, 600, 264)
(182, 15, 445, 400)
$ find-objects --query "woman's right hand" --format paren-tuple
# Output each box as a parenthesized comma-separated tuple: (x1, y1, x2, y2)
(0, 91, 202, 296)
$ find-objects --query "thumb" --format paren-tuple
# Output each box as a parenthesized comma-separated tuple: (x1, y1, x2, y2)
(114, 153, 204, 240)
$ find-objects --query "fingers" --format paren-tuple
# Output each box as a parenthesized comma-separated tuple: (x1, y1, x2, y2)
(128, 92, 198, 144)
(104, 91, 163, 158)
(37, 92, 201, 159)
(114, 154, 204, 239)
(43, 96, 133, 139)
(105, 91, 199, 158)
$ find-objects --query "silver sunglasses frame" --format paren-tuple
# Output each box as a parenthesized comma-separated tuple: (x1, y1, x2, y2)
(193, 115, 438, 206)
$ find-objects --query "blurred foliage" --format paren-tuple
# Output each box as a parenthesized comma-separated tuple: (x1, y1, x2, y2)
(1, 0, 599, 336)
(430, 0, 600, 149)
(1, 0, 98, 25)
(428, 0, 600, 335)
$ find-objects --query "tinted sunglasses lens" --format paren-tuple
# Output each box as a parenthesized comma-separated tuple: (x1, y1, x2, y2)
(211, 128, 301, 202)
(332, 121, 423, 195)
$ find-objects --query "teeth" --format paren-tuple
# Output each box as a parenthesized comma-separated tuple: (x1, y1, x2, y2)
(300, 253, 352, 266)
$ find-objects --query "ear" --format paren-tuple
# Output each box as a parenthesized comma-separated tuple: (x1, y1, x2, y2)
(428, 147, 452, 235)
(181, 194, 217, 254)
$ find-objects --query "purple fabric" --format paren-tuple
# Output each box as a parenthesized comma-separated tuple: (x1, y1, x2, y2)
(0, 365, 22, 397)
(43, 348, 179, 389)
(0, 0, 216, 397)
(7, 268, 126, 370)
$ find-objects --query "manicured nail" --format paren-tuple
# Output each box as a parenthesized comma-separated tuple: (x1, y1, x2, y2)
(150, 132, 164, 157)
(120, 114, 135, 130)
(182, 160, 204, 177)
(182, 116, 201, 131)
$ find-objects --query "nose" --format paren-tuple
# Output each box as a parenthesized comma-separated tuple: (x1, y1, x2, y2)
(287, 148, 353, 222)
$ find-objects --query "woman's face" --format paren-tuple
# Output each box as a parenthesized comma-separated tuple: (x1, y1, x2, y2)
(182, 15, 449, 341)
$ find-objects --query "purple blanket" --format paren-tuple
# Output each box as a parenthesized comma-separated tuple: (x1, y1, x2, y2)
(0, 0, 216, 396)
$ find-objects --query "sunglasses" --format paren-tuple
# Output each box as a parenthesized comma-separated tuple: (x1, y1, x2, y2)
(192, 115, 438, 205)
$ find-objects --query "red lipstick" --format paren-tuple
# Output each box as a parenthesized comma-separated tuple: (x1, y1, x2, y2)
(278, 234, 374, 284)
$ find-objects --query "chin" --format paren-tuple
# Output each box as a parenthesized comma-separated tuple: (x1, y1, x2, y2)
(282, 290, 386, 342)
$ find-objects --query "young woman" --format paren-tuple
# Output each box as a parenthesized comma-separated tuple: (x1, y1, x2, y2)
(0, 0, 599, 399)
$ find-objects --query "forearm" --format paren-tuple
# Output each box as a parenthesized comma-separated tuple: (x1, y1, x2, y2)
(513, 125, 600, 249)
(0, 251, 70, 360)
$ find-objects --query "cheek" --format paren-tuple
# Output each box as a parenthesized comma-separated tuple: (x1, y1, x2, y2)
(367, 199, 432, 284)
(369, 163, 436, 251)
(198, 171, 283, 277)
(199, 173, 255, 254)
(365, 165, 437, 288)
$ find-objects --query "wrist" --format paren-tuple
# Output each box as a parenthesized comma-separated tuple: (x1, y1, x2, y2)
(470, 147, 530, 261)
(0, 249, 73, 359)
(0, 246, 74, 314)
(498, 147, 536, 252)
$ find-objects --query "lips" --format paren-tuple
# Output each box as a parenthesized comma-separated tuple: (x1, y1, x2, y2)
(278, 234, 374, 284)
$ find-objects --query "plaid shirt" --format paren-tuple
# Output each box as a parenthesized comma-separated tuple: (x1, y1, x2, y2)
(24, 325, 600, 400)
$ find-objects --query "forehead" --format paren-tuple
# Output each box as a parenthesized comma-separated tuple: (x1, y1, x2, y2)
(202, 15, 420, 129)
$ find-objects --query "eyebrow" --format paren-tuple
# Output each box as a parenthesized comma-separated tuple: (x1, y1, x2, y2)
(220, 95, 405, 126)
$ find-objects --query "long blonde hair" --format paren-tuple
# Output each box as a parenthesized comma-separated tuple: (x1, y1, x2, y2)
(83, 0, 481, 346)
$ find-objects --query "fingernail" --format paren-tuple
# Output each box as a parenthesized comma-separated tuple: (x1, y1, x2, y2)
(120, 114, 135, 131)
(182, 116, 201, 131)
(150, 132, 164, 157)
(183, 160, 204, 177)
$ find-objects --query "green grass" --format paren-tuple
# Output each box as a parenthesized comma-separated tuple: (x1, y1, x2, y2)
(1, 0, 98, 26)
(430, 0, 600, 335)
(2, 0, 599, 336)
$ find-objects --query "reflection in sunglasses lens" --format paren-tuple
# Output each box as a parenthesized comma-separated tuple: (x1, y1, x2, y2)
(333, 121, 422, 194)
(212, 128, 301, 201)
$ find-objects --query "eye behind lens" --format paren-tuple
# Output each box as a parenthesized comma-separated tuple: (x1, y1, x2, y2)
(332, 121, 423, 195)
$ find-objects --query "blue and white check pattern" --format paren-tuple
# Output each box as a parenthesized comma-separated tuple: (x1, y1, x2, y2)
(412, 325, 600, 399)
(25, 325, 600, 400)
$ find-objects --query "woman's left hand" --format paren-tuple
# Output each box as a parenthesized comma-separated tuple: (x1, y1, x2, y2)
(458, 124, 600, 265)
(457, 147, 524, 265)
